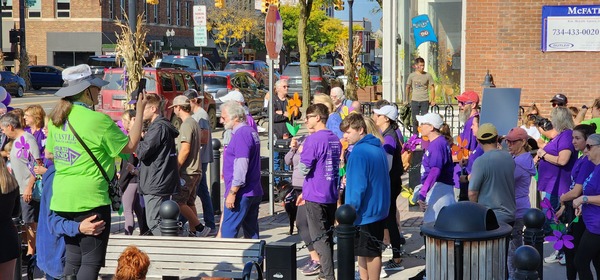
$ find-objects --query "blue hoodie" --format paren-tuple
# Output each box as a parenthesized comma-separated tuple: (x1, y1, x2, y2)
(345, 134, 391, 225)
(36, 165, 80, 278)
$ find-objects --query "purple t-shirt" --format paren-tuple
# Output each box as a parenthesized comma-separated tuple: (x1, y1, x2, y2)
(420, 136, 454, 190)
(538, 130, 577, 195)
(300, 129, 341, 204)
(571, 155, 595, 189)
(222, 124, 263, 198)
(582, 165, 600, 235)
(25, 127, 46, 161)
(514, 153, 536, 219)
(460, 114, 479, 152)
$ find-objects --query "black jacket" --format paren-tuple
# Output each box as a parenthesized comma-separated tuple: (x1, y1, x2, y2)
(136, 116, 179, 196)
(273, 97, 290, 139)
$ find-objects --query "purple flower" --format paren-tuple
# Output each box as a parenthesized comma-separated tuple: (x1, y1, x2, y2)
(402, 134, 422, 153)
(540, 198, 555, 221)
(545, 230, 574, 251)
(15, 136, 30, 160)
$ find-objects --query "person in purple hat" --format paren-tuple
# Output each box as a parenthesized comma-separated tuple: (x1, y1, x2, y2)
(504, 127, 536, 279)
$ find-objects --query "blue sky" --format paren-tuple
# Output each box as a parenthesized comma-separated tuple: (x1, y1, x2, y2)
(334, 0, 382, 31)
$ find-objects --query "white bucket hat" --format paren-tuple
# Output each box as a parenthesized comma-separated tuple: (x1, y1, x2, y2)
(55, 64, 109, 97)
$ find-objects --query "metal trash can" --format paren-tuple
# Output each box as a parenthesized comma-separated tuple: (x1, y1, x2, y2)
(421, 201, 512, 280)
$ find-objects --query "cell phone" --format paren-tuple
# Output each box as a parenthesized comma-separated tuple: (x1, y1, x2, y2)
(130, 78, 147, 103)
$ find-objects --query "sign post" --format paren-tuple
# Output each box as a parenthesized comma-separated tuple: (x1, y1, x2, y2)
(193, 5, 208, 93)
(265, 5, 283, 216)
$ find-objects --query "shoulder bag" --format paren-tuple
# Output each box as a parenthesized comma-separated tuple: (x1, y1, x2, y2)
(68, 121, 121, 211)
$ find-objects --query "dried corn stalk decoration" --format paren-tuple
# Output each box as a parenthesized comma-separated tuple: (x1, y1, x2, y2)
(115, 13, 149, 107)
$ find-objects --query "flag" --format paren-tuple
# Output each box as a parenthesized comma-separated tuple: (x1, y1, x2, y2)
(412, 15, 437, 47)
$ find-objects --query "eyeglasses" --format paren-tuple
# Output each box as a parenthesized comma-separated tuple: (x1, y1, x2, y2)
(305, 114, 317, 120)
(551, 103, 564, 107)
(458, 101, 473, 106)
(586, 144, 600, 150)
(505, 139, 523, 145)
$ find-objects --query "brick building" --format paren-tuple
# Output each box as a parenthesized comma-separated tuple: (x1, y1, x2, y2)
(0, 0, 215, 67)
(391, 0, 599, 113)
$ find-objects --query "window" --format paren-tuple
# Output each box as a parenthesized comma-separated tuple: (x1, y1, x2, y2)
(184, 73, 196, 91)
(108, 0, 114, 19)
(161, 73, 174, 92)
(185, 1, 190, 26)
(153, 4, 158, 23)
(28, 0, 41, 18)
(56, 0, 70, 18)
(166, 0, 171, 25)
(143, 2, 148, 22)
(176, 0, 180, 26)
(1, 0, 12, 18)
(173, 73, 185, 91)
(119, 0, 127, 20)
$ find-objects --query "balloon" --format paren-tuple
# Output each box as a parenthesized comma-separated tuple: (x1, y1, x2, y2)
(2, 90, 10, 106)
(0, 87, 6, 103)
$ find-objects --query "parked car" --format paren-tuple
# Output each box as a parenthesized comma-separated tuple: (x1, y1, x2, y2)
(29, 65, 64, 90)
(0, 71, 25, 97)
(224, 60, 270, 88)
(98, 67, 217, 129)
(281, 62, 342, 97)
(158, 55, 216, 73)
(332, 65, 348, 87)
(88, 55, 121, 79)
(194, 71, 266, 119)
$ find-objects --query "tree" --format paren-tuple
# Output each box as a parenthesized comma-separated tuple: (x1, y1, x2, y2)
(115, 13, 149, 105)
(336, 33, 362, 100)
(207, 0, 263, 61)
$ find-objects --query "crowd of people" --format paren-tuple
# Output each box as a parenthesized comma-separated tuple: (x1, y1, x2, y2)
(1, 60, 600, 280)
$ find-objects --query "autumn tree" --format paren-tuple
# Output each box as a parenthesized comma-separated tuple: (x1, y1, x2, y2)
(207, 0, 263, 60)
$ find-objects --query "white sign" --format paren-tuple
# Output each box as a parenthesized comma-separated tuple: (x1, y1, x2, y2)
(194, 26, 208, 47)
(542, 5, 600, 52)
(193, 5, 208, 47)
(193, 5, 207, 26)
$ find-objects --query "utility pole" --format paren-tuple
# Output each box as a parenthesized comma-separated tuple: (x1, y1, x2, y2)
(128, 0, 136, 32)
(18, 0, 24, 62)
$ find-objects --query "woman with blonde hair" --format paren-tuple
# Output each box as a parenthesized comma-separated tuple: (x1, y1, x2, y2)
(0, 156, 20, 279)
(113, 246, 150, 280)
(313, 94, 343, 139)
(521, 104, 541, 140)
(24, 105, 47, 158)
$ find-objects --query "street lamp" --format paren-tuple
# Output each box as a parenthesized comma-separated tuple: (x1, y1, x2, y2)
(166, 29, 175, 53)
(481, 70, 496, 88)
(0, 0, 6, 53)
(348, 0, 354, 63)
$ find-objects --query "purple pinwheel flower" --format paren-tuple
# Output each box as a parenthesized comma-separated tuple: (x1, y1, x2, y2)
(540, 198, 556, 221)
(15, 136, 30, 160)
(402, 134, 423, 153)
(545, 230, 575, 251)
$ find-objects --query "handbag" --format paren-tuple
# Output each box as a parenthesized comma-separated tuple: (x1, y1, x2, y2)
(32, 179, 43, 202)
(68, 121, 122, 211)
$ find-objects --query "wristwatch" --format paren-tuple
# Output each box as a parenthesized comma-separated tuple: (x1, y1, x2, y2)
(583, 196, 589, 204)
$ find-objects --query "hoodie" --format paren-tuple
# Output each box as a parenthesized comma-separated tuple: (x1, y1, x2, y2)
(345, 134, 391, 225)
(513, 152, 536, 219)
(136, 116, 180, 196)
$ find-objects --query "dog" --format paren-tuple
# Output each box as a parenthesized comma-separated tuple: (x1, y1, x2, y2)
(275, 180, 298, 235)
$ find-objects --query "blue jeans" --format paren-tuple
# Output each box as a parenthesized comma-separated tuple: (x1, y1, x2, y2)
(196, 162, 215, 229)
(221, 195, 262, 239)
(273, 151, 290, 185)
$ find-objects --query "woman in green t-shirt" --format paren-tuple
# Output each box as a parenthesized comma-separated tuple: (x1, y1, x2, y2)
(45, 64, 147, 279)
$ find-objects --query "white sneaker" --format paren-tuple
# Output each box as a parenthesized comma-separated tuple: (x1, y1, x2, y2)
(382, 245, 393, 258)
(559, 254, 566, 265)
(380, 268, 388, 278)
(195, 226, 211, 237)
(544, 250, 561, 263)
(257, 126, 266, 133)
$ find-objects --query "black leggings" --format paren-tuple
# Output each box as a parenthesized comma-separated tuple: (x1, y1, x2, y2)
(385, 187, 402, 259)
(575, 229, 600, 280)
(564, 216, 600, 280)
(296, 204, 314, 251)
(56, 205, 111, 279)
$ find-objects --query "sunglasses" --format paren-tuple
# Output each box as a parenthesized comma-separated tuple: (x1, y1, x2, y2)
(586, 144, 600, 150)
(552, 103, 564, 107)
(282, 85, 289, 88)
(458, 101, 473, 106)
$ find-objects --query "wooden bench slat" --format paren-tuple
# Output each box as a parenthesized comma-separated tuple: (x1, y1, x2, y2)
(107, 239, 263, 250)
(105, 252, 259, 264)
(101, 267, 260, 278)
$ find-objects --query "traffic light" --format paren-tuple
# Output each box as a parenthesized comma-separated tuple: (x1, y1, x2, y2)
(215, 0, 224, 8)
(334, 0, 344, 10)
(261, 0, 270, 13)
(9, 29, 20, 44)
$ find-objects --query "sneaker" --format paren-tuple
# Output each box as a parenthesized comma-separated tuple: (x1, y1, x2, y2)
(383, 259, 405, 271)
(257, 126, 266, 133)
(544, 250, 562, 263)
(559, 254, 566, 265)
(195, 226, 211, 237)
(380, 268, 388, 278)
(298, 259, 312, 271)
(207, 228, 218, 236)
(382, 246, 393, 258)
(301, 261, 321, 276)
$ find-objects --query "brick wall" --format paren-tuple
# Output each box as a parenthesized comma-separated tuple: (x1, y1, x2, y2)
(465, 0, 600, 115)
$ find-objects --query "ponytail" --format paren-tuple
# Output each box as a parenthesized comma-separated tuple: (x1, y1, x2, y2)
(48, 99, 73, 127)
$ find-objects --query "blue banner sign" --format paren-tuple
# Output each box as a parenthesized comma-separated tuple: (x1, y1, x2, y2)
(412, 15, 437, 48)
(541, 5, 600, 52)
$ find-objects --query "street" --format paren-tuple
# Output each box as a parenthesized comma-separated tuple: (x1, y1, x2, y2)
(11, 88, 61, 111)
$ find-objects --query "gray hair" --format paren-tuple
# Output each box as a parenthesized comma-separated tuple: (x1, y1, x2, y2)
(0, 113, 22, 129)
(588, 134, 600, 145)
(551, 107, 574, 133)
(275, 79, 288, 88)
(220, 100, 247, 123)
(331, 87, 344, 99)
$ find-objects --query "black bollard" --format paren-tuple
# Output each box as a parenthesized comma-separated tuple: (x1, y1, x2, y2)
(523, 208, 545, 280)
(514, 245, 541, 280)
(159, 200, 180, 236)
(335, 204, 357, 280)
(211, 138, 222, 215)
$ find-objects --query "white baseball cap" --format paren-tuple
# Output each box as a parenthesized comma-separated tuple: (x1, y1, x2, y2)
(373, 105, 398, 121)
(219, 90, 245, 103)
(416, 113, 444, 129)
